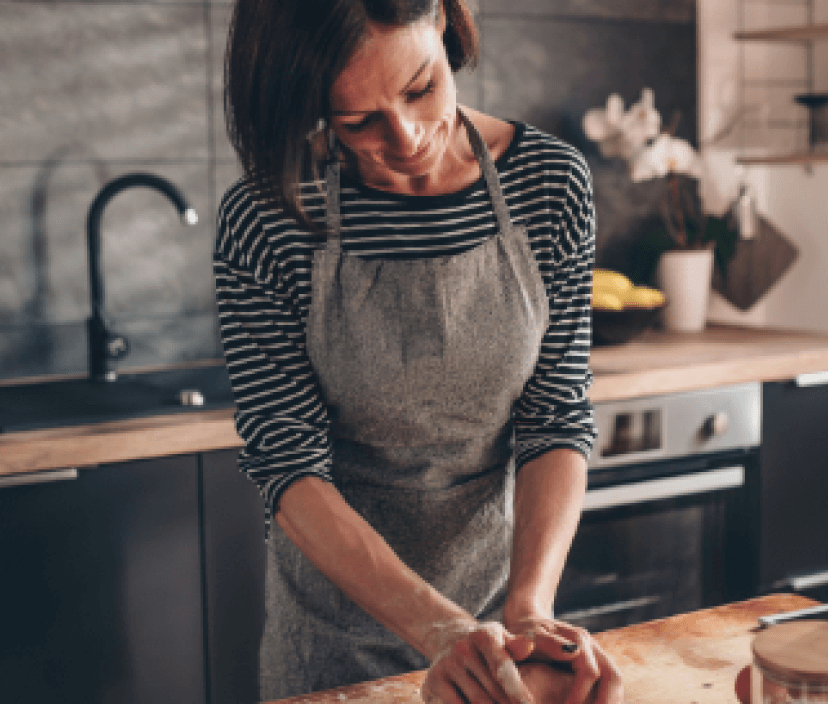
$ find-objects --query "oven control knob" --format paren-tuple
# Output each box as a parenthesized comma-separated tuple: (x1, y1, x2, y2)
(702, 411, 730, 439)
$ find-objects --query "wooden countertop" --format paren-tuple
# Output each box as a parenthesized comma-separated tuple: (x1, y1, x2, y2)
(590, 324, 828, 402)
(3, 324, 828, 477)
(265, 593, 819, 704)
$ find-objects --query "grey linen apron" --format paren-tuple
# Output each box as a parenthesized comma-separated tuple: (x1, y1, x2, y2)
(259, 110, 550, 700)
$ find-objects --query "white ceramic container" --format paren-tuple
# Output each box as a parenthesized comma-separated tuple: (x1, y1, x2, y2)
(656, 248, 714, 333)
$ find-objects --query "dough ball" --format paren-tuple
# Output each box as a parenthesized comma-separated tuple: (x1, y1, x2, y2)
(517, 661, 580, 704)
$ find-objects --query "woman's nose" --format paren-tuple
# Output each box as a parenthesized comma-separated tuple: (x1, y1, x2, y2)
(386, 112, 420, 156)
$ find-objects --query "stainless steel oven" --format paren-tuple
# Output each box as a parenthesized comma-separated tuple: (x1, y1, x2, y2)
(555, 383, 762, 632)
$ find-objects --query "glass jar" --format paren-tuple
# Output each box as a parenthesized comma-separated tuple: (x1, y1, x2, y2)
(752, 621, 828, 704)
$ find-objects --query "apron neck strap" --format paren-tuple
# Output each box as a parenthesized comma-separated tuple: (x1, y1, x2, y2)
(457, 108, 513, 235)
(325, 126, 343, 244)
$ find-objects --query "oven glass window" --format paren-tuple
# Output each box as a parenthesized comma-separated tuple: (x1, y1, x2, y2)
(555, 503, 706, 632)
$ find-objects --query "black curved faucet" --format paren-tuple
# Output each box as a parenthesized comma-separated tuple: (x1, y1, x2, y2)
(86, 172, 199, 381)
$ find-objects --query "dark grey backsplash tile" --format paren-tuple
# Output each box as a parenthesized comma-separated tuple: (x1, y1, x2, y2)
(456, 66, 483, 112)
(0, 313, 222, 381)
(1, 162, 214, 324)
(481, 16, 697, 146)
(481, 14, 696, 273)
(122, 310, 223, 369)
(0, 3, 209, 163)
(1, 162, 109, 327)
(0, 323, 87, 379)
(210, 2, 236, 163)
(481, 0, 694, 23)
(214, 161, 244, 210)
(591, 162, 673, 273)
(3, 0, 206, 4)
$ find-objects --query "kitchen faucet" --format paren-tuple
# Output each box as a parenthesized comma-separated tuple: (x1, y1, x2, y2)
(86, 173, 198, 382)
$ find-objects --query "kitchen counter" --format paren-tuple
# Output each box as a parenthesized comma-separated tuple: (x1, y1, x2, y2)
(264, 593, 819, 704)
(3, 324, 828, 477)
(590, 324, 828, 402)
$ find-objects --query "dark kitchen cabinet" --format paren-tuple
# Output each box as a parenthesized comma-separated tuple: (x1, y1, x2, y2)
(202, 449, 266, 704)
(0, 455, 206, 704)
(760, 378, 828, 602)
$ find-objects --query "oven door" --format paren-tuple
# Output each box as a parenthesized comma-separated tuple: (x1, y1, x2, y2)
(554, 449, 759, 633)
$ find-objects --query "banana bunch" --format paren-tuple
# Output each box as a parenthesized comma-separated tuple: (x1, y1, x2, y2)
(593, 268, 665, 311)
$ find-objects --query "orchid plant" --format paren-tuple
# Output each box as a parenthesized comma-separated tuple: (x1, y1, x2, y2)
(583, 89, 734, 258)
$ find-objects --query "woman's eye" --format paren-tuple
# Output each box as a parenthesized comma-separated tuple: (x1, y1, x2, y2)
(342, 116, 374, 132)
(338, 79, 434, 133)
(408, 79, 435, 100)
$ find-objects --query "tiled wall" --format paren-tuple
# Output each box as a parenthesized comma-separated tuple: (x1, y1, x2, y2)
(0, 0, 696, 381)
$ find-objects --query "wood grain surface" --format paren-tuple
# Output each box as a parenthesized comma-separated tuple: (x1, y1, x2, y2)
(264, 594, 818, 704)
(0, 408, 241, 475)
(590, 324, 828, 402)
(4, 324, 828, 475)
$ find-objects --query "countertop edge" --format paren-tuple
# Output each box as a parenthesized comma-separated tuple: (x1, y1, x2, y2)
(4, 325, 828, 476)
(0, 408, 242, 476)
(590, 345, 828, 402)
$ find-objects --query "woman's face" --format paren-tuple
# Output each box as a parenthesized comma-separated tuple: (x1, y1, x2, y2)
(329, 13, 459, 188)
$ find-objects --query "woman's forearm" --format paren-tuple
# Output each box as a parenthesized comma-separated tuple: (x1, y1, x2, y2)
(275, 476, 474, 660)
(503, 448, 587, 628)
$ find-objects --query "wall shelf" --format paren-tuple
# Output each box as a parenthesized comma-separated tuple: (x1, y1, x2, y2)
(734, 22, 828, 41)
(736, 151, 828, 164)
(734, 0, 827, 169)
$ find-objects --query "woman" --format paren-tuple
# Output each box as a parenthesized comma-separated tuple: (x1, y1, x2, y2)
(214, 0, 623, 702)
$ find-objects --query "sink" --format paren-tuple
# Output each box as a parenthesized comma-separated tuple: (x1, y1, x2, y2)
(0, 365, 235, 433)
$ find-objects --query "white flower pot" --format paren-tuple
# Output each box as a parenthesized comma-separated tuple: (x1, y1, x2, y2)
(656, 248, 715, 333)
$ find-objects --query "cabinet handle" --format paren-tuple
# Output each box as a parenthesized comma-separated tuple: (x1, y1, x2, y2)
(795, 370, 828, 387)
(0, 468, 78, 489)
(788, 569, 828, 592)
(582, 466, 744, 512)
(556, 595, 662, 623)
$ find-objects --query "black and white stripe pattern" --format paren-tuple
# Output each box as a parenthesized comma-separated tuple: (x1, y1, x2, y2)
(214, 122, 597, 533)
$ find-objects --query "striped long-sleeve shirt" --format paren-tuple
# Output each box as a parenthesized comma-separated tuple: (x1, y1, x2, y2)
(214, 121, 597, 534)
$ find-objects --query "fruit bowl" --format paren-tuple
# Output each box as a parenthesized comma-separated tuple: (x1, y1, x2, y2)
(591, 305, 663, 346)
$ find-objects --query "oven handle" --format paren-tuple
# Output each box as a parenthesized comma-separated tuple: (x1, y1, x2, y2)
(583, 466, 745, 512)
(795, 370, 828, 387)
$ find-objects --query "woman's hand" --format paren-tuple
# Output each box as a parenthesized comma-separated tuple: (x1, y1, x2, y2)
(517, 661, 579, 704)
(420, 620, 536, 704)
(504, 617, 623, 704)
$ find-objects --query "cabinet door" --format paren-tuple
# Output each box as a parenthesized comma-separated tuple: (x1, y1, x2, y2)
(202, 450, 266, 704)
(761, 380, 828, 600)
(0, 456, 206, 704)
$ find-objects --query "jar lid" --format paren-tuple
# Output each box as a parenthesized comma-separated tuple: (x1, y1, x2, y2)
(752, 621, 828, 684)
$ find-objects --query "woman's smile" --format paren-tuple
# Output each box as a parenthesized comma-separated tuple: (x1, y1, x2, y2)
(384, 120, 449, 171)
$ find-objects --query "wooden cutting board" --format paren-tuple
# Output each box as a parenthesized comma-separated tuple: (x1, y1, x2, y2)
(265, 594, 818, 704)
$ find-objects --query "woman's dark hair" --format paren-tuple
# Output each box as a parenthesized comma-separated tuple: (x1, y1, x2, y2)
(224, 0, 478, 232)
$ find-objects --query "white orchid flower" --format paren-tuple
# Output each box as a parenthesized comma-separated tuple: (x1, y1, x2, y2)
(619, 88, 662, 156)
(583, 90, 662, 160)
(583, 94, 638, 159)
(598, 133, 636, 159)
(605, 93, 625, 128)
(628, 133, 703, 183)
(582, 93, 626, 143)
